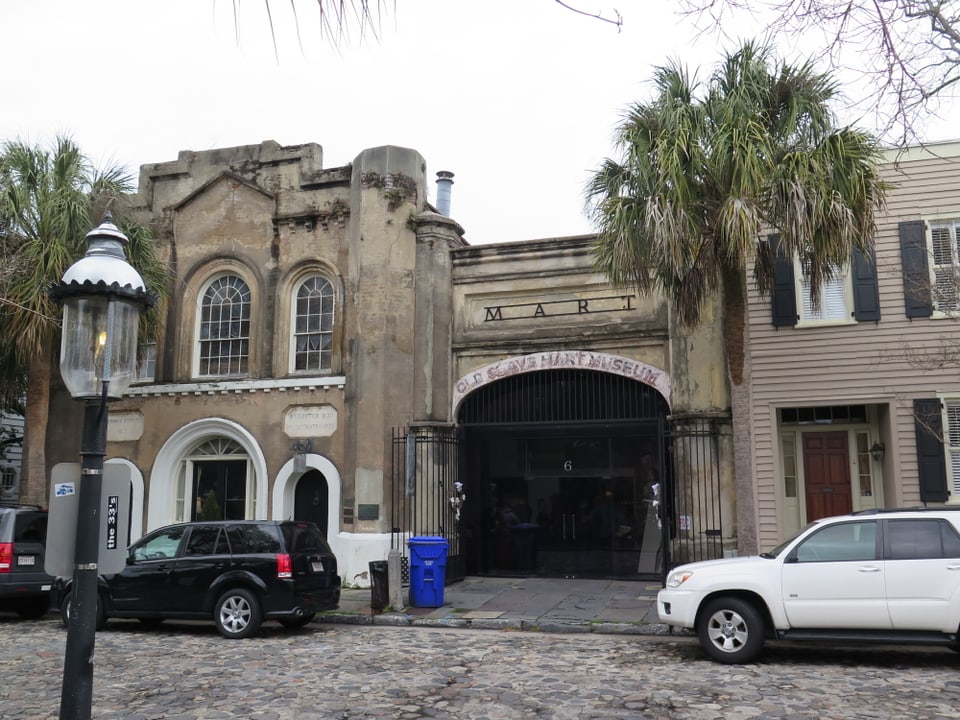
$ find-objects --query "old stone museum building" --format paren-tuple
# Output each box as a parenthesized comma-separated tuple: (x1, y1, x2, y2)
(44, 139, 960, 586)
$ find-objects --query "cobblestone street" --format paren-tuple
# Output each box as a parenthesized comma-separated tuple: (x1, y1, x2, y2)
(4, 615, 960, 719)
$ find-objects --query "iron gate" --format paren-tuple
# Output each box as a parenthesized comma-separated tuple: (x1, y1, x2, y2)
(662, 415, 725, 574)
(390, 424, 464, 583)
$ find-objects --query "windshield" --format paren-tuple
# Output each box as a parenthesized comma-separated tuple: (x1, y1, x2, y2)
(759, 520, 821, 559)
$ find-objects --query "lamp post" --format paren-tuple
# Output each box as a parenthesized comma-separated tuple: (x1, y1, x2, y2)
(49, 213, 155, 720)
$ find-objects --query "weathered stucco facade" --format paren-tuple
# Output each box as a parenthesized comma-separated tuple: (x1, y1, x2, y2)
(449, 238, 734, 571)
(45, 140, 734, 584)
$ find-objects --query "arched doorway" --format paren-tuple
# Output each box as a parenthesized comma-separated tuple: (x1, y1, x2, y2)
(148, 418, 268, 532)
(294, 470, 329, 536)
(184, 439, 252, 522)
(458, 368, 669, 580)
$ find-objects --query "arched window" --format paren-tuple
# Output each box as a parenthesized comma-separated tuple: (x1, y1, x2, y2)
(292, 275, 334, 372)
(198, 275, 250, 377)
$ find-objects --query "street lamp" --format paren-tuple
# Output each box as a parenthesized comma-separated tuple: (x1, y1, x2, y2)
(49, 212, 155, 720)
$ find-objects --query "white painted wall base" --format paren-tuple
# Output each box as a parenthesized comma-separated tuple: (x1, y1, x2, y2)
(330, 531, 393, 588)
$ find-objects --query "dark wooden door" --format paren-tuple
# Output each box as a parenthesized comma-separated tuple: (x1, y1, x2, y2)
(294, 470, 329, 537)
(803, 432, 852, 521)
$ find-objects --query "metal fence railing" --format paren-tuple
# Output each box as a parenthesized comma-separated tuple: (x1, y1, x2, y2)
(390, 424, 464, 583)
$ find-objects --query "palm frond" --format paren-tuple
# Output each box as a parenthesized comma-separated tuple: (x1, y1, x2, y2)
(588, 40, 887, 329)
(0, 135, 171, 404)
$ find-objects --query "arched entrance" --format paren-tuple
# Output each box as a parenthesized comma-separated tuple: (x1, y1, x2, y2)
(190, 440, 250, 521)
(271, 455, 345, 566)
(293, 470, 329, 536)
(148, 418, 268, 532)
(457, 366, 670, 580)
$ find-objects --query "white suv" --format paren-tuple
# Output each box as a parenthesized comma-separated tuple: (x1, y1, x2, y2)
(658, 508, 960, 663)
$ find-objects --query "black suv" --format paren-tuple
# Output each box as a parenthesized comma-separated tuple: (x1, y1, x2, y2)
(0, 503, 53, 618)
(54, 520, 340, 638)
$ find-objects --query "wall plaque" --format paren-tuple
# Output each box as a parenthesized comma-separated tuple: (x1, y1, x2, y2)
(284, 405, 338, 438)
(107, 412, 144, 442)
(357, 504, 379, 521)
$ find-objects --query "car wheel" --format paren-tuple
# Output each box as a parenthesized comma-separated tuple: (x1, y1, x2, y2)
(697, 596, 765, 664)
(15, 600, 51, 620)
(59, 590, 106, 631)
(215, 588, 262, 639)
(278, 612, 315, 630)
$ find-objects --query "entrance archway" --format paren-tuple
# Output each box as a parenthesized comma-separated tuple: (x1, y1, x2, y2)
(293, 470, 329, 536)
(457, 365, 670, 580)
(148, 418, 268, 532)
(272, 454, 345, 566)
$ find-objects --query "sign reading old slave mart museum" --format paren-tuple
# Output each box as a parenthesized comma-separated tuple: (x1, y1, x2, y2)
(452, 350, 671, 411)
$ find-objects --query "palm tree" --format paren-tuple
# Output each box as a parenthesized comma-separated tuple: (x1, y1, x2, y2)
(0, 136, 168, 506)
(586, 41, 887, 552)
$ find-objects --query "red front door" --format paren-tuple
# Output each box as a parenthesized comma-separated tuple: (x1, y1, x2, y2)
(803, 432, 852, 521)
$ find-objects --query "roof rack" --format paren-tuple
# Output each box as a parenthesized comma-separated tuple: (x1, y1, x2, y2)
(851, 506, 960, 516)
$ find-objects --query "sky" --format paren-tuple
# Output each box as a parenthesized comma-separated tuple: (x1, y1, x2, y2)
(2, 1, 957, 245)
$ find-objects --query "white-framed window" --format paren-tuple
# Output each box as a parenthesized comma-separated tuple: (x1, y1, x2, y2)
(135, 342, 157, 382)
(945, 401, 960, 498)
(929, 219, 960, 313)
(197, 275, 251, 377)
(0, 467, 17, 500)
(291, 275, 335, 372)
(795, 259, 853, 324)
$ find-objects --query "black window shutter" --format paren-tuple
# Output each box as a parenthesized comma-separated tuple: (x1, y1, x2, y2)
(770, 234, 797, 327)
(851, 247, 881, 322)
(914, 398, 949, 503)
(900, 220, 933, 318)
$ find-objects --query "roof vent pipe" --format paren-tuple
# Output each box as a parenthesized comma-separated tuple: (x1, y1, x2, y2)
(435, 171, 454, 216)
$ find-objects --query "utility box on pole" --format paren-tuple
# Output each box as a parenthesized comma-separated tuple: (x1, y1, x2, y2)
(45, 462, 132, 577)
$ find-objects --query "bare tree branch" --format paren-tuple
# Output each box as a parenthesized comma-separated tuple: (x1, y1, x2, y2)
(555, 1, 623, 29)
(681, 0, 960, 146)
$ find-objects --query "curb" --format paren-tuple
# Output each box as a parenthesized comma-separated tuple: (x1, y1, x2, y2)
(314, 611, 676, 636)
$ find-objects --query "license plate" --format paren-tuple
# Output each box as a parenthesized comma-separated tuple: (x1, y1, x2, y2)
(17, 555, 35, 566)
(311, 561, 324, 572)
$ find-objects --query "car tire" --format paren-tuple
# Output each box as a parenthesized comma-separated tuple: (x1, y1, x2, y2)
(278, 612, 315, 630)
(697, 596, 765, 664)
(59, 590, 106, 631)
(215, 588, 262, 639)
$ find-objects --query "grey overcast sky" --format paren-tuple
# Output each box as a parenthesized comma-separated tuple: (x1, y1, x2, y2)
(2, 1, 957, 244)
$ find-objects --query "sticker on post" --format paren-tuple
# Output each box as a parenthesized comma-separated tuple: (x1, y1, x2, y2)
(105, 495, 119, 549)
(54, 483, 76, 497)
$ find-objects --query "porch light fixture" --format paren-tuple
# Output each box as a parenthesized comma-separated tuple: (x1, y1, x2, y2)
(49, 213, 155, 720)
(870, 441, 885, 463)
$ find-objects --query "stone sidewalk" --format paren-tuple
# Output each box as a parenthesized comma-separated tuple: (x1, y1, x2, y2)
(317, 576, 671, 635)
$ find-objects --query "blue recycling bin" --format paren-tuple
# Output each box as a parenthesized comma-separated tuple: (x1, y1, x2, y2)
(407, 536, 449, 607)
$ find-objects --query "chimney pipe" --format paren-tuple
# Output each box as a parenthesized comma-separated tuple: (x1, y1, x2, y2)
(436, 171, 454, 216)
